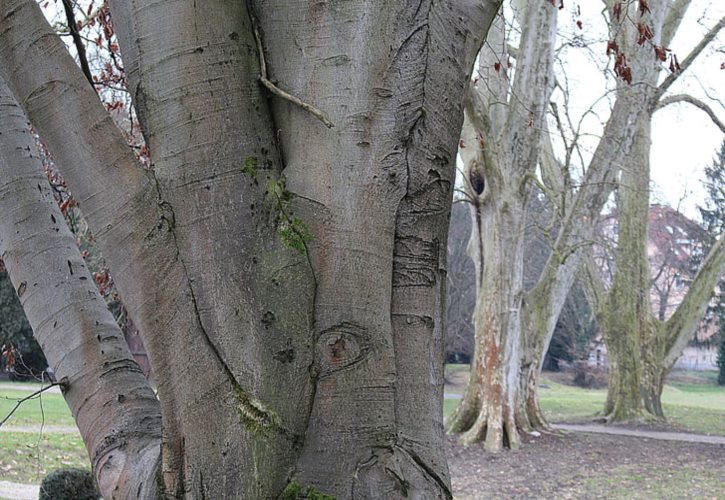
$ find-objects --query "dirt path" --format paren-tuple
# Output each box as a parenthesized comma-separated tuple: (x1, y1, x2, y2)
(553, 423, 725, 445)
(448, 431, 725, 499)
(0, 481, 38, 500)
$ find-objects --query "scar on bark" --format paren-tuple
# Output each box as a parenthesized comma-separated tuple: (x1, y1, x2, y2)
(249, 17, 334, 128)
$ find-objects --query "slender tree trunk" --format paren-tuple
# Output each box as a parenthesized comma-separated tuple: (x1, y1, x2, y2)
(0, 78, 161, 499)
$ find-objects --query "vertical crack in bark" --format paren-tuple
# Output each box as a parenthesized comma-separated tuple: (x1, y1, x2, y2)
(148, 168, 301, 449)
(475, 202, 484, 284)
(146, 172, 227, 374)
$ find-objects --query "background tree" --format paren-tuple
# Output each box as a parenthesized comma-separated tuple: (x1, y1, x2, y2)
(0, 0, 502, 497)
(447, 0, 656, 449)
(449, 0, 724, 448)
(590, 2, 725, 422)
(446, 203, 476, 364)
(698, 139, 725, 384)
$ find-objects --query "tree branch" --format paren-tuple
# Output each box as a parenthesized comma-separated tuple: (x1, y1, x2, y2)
(0, 77, 161, 499)
(61, 0, 94, 88)
(654, 15, 725, 101)
(579, 250, 607, 316)
(250, 18, 333, 128)
(663, 236, 725, 367)
(656, 94, 725, 134)
(0, 380, 68, 428)
(660, 0, 693, 49)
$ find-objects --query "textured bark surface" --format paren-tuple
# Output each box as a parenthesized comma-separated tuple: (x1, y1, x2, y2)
(0, 78, 161, 499)
(0, 0, 502, 497)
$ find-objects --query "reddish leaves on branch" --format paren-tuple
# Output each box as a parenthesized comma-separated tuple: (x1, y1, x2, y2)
(1, 344, 17, 372)
(606, 0, 681, 85)
(638, 0, 651, 16)
(654, 45, 669, 62)
(93, 269, 114, 297)
(612, 2, 622, 21)
(636, 23, 654, 45)
(58, 197, 77, 214)
(669, 53, 681, 73)
(607, 40, 619, 56)
(614, 52, 632, 84)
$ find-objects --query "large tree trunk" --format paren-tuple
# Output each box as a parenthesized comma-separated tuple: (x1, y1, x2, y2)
(446, 169, 526, 451)
(602, 115, 660, 421)
(0, 0, 502, 497)
(446, 1, 558, 451)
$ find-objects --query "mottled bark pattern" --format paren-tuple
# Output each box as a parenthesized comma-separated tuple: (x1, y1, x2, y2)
(446, 1, 558, 451)
(599, 0, 725, 422)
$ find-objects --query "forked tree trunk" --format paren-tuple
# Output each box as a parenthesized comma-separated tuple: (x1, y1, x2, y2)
(0, 0, 502, 497)
(446, 0, 558, 451)
(598, 2, 725, 423)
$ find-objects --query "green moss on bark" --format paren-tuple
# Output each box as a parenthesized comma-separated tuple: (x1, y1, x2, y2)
(279, 481, 335, 500)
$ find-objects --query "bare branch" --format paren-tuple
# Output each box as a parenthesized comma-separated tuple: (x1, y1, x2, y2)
(0, 380, 68, 428)
(656, 94, 725, 134)
(250, 20, 334, 128)
(655, 15, 725, 101)
(663, 236, 725, 367)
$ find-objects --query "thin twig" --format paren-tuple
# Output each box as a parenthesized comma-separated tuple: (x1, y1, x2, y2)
(61, 0, 94, 88)
(0, 379, 67, 428)
(251, 23, 334, 128)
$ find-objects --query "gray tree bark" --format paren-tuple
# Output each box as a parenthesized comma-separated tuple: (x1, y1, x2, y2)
(0, 0, 502, 497)
(0, 78, 161, 499)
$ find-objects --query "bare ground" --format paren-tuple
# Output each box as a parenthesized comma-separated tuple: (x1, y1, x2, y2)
(447, 430, 725, 499)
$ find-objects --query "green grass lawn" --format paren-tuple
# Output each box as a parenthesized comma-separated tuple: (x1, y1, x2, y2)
(0, 383, 88, 485)
(444, 366, 725, 436)
(0, 432, 88, 484)
(0, 386, 75, 427)
(1, 370, 723, 486)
